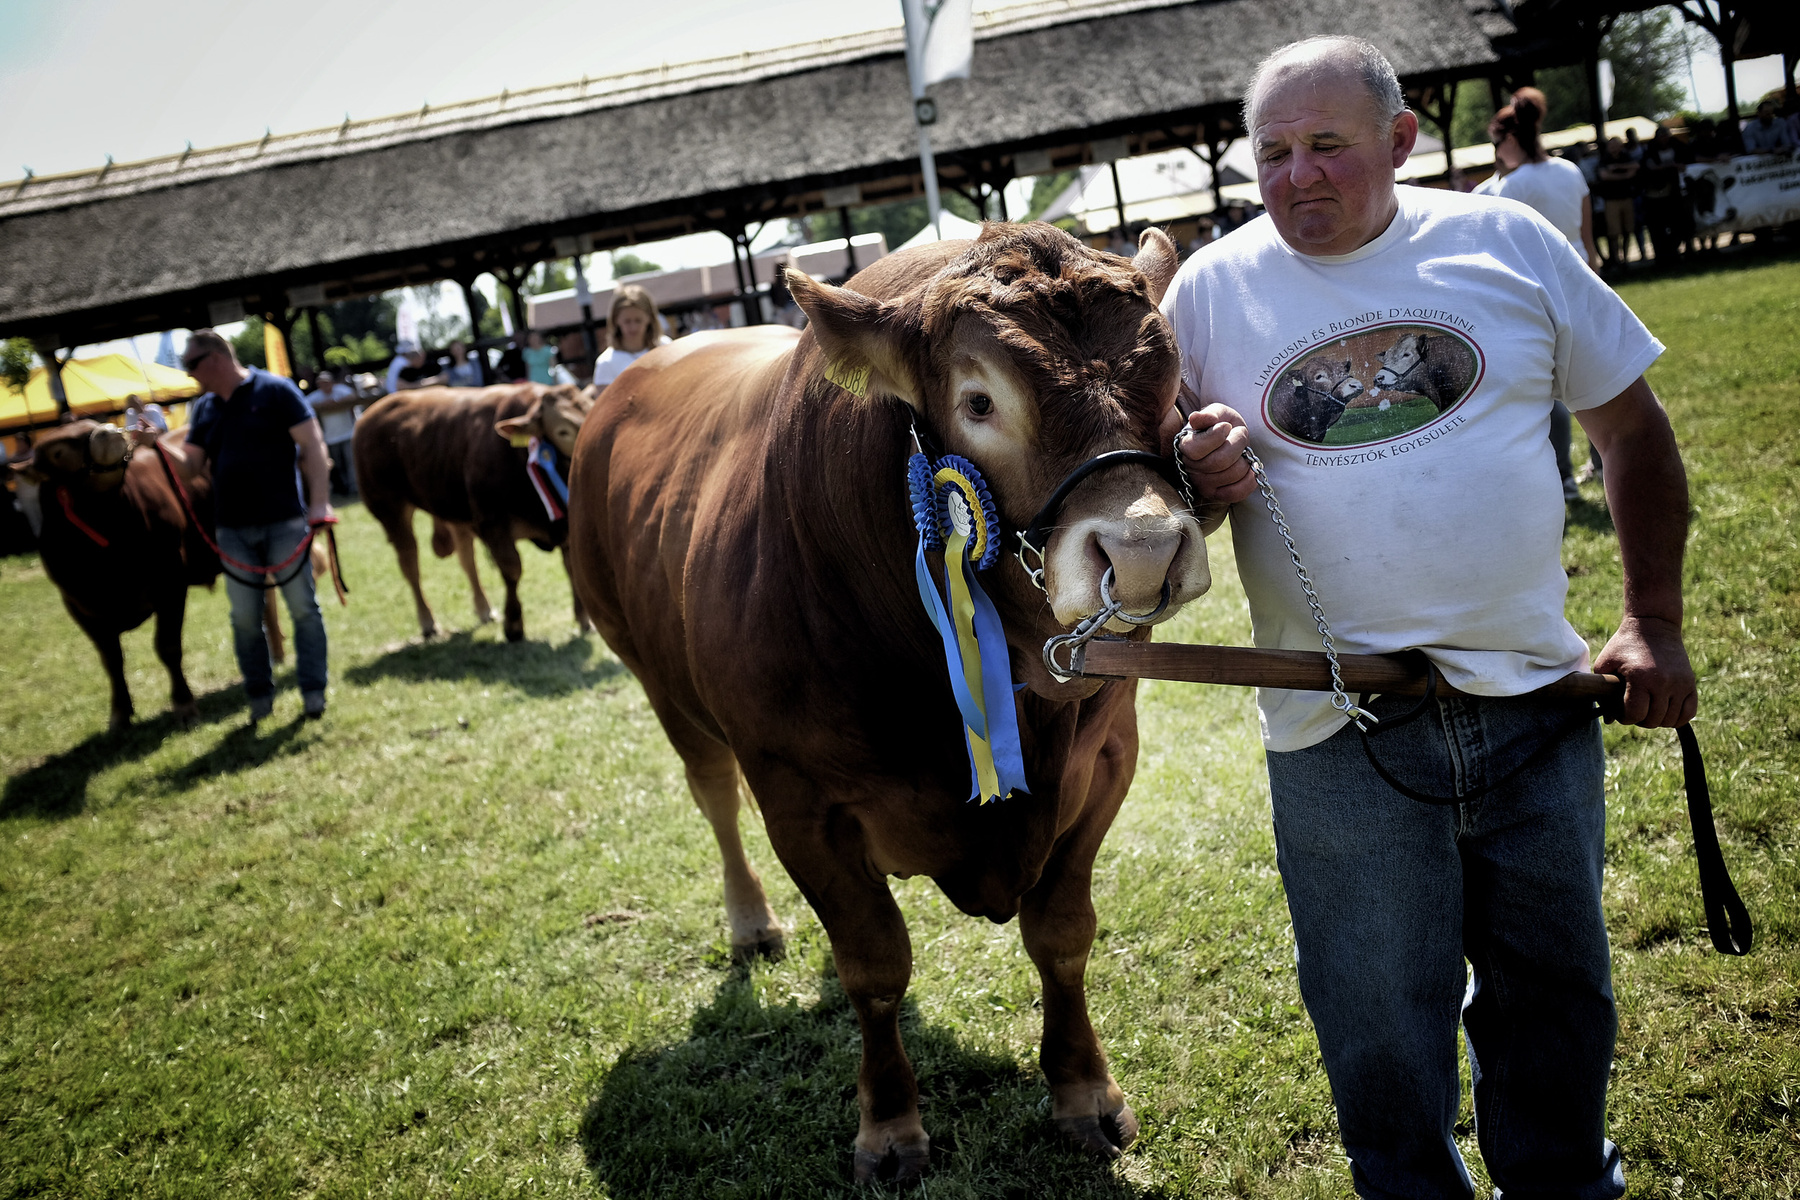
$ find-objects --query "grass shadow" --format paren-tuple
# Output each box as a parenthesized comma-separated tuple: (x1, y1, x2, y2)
(580, 967, 1157, 1199)
(1, 682, 249, 821)
(1564, 495, 1616, 537)
(149, 713, 318, 796)
(344, 630, 625, 698)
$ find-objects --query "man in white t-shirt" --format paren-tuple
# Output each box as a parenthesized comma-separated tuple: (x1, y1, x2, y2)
(1161, 36, 1694, 1200)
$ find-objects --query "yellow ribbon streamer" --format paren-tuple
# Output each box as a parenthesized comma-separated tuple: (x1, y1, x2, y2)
(944, 522, 1001, 802)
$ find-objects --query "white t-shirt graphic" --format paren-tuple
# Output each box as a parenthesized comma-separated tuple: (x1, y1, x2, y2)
(1161, 186, 1663, 750)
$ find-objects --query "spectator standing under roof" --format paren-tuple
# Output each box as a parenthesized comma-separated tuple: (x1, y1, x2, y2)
(521, 330, 557, 385)
(122, 393, 169, 434)
(309, 369, 359, 497)
(445, 339, 483, 387)
(1742, 100, 1796, 152)
(385, 342, 444, 394)
(1474, 93, 1599, 503)
(1638, 126, 1690, 266)
(591, 285, 672, 393)
(1594, 138, 1640, 273)
(179, 329, 335, 723)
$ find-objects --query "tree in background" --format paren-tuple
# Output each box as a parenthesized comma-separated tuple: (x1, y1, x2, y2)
(799, 190, 984, 253)
(611, 251, 662, 278)
(1449, 10, 1695, 148)
(1, 338, 35, 395)
(1027, 170, 1078, 223)
(230, 317, 268, 370)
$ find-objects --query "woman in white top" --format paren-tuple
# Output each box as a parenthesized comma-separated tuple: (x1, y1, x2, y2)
(592, 285, 672, 391)
(1473, 91, 1598, 501)
(1474, 94, 1600, 270)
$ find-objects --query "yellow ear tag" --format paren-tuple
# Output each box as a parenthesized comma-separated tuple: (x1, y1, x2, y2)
(508, 433, 533, 448)
(824, 357, 872, 398)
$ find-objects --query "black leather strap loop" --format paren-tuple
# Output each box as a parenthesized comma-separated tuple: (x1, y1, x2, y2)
(1014, 450, 1181, 560)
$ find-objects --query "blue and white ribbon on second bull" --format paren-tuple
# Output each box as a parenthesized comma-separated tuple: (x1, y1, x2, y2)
(525, 436, 569, 522)
(908, 449, 1030, 804)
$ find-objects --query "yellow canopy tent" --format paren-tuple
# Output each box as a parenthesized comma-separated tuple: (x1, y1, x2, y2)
(0, 354, 200, 431)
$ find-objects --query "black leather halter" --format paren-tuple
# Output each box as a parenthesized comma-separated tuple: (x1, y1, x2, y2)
(1013, 450, 1182, 590)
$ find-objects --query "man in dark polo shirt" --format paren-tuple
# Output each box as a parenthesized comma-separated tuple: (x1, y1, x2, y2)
(182, 329, 335, 722)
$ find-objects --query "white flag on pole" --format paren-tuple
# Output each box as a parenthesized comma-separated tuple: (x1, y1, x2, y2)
(902, 0, 973, 98)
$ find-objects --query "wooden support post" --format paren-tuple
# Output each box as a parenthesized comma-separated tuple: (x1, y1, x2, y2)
(34, 340, 70, 419)
(839, 206, 858, 276)
(572, 256, 597, 361)
(1109, 159, 1128, 236)
(305, 306, 326, 373)
(453, 274, 494, 385)
(740, 231, 763, 325)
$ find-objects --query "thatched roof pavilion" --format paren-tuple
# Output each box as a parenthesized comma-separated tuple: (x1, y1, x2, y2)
(1, 0, 1532, 347)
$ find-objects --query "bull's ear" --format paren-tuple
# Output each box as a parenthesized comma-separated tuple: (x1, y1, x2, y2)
(786, 269, 922, 408)
(1136, 227, 1180, 305)
(494, 407, 539, 447)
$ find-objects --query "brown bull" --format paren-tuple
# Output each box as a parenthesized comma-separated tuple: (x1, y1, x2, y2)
(14, 421, 219, 731)
(567, 224, 1210, 1180)
(353, 383, 592, 641)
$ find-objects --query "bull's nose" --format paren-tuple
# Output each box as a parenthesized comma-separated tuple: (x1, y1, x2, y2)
(1094, 526, 1183, 614)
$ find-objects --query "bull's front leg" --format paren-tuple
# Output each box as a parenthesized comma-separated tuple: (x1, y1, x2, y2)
(153, 585, 198, 725)
(560, 545, 593, 633)
(67, 601, 132, 733)
(1018, 721, 1140, 1159)
(480, 528, 526, 642)
(761, 795, 928, 1182)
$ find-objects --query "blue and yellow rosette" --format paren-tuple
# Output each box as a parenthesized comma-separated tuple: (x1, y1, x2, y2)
(908, 451, 1030, 804)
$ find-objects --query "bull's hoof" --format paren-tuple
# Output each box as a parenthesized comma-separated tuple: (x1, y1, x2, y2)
(729, 933, 786, 964)
(504, 623, 525, 643)
(852, 1142, 930, 1183)
(171, 700, 198, 727)
(107, 710, 132, 735)
(476, 608, 498, 625)
(1053, 1103, 1139, 1159)
(419, 620, 439, 639)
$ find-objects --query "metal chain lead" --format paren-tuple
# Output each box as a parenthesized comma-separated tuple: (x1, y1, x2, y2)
(1237, 444, 1376, 730)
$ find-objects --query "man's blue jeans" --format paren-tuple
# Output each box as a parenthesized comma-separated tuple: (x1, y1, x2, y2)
(219, 518, 327, 701)
(1266, 692, 1626, 1200)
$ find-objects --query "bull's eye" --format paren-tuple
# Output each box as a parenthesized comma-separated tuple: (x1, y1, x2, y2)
(966, 393, 993, 417)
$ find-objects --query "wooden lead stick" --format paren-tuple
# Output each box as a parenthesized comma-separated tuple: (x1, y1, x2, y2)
(1072, 639, 1623, 701)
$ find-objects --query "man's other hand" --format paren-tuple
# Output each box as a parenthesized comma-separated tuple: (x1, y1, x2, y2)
(1593, 614, 1698, 727)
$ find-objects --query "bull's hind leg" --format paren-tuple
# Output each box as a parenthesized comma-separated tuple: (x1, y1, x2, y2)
(1019, 721, 1139, 1159)
(262, 586, 286, 664)
(450, 523, 498, 625)
(153, 585, 198, 725)
(373, 504, 438, 637)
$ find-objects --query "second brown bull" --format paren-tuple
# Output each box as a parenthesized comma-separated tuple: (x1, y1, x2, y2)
(353, 383, 593, 641)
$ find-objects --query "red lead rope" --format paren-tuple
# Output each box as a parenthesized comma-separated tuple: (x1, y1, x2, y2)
(56, 486, 111, 547)
(152, 441, 334, 578)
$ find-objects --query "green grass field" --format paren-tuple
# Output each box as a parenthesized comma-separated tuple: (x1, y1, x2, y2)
(2, 257, 1795, 1199)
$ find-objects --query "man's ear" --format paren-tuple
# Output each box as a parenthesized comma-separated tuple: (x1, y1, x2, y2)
(786, 269, 922, 409)
(1136, 227, 1181, 305)
(495, 405, 540, 447)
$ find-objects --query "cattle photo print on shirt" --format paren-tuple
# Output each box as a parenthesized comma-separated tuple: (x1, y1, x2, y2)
(1261, 320, 1483, 448)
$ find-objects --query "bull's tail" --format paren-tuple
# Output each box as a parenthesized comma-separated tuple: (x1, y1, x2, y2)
(430, 518, 455, 559)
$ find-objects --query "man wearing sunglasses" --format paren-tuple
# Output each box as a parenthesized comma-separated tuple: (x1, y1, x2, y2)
(181, 329, 335, 723)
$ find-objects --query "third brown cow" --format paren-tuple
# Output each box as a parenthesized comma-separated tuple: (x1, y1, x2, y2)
(567, 224, 1212, 1180)
(354, 383, 592, 641)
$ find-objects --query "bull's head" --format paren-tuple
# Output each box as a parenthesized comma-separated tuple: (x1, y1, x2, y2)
(788, 223, 1211, 695)
(14, 421, 132, 492)
(494, 385, 593, 458)
(1372, 334, 1424, 390)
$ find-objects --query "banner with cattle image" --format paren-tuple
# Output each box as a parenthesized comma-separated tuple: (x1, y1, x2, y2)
(1262, 321, 1483, 448)
(1685, 152, 1800, 236)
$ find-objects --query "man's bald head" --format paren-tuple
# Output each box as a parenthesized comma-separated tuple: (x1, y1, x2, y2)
(1244, 36, 1405, 133)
